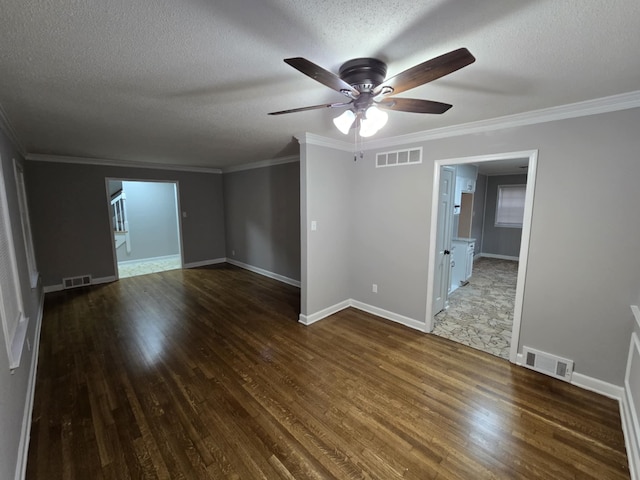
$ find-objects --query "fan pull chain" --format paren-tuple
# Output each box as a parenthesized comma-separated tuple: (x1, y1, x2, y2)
(353, 123, 364, 161)
(353, 124, 358, 161)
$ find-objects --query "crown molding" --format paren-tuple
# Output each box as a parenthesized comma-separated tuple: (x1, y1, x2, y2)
(294, 132, 353, 152)
(0, 103, 26, 157)
(361, 90, 640, 151)
(25, 153, 222, 174)
(222, 155, 299, 173)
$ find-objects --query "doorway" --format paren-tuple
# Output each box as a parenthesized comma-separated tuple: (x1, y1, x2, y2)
(107, 179, 183, 279)
(425, 150, 538, 363)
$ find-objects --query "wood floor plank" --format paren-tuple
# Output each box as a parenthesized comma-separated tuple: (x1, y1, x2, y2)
(26, 264, 629, 479)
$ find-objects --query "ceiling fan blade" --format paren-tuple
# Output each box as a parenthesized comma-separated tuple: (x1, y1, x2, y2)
(284, 58, 359, 97)
(377, 98, 452, 114)
(373, 48, 475, 96)
(268, 101, 352, 115)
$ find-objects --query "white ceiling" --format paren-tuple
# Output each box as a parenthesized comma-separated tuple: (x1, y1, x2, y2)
(1, 1, 639, 169)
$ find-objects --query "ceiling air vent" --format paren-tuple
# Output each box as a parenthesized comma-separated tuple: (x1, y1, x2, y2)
(376, 147, 422, 168)
(522, 346, 573, 382)
(63, 274, 92, 290)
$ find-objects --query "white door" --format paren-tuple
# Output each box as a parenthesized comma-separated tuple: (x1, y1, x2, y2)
(432, 166, 455, 315)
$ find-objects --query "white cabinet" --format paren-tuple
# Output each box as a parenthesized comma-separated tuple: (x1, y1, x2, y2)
(450, 241, 465, 293)
(453, 164, 478, 214)
(465, 243, 475, 281)
(451, 238, 475, 293)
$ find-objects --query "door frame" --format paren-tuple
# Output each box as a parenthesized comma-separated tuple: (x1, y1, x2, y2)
(105, 177, 184, 280)
(424, 149, 538, 363)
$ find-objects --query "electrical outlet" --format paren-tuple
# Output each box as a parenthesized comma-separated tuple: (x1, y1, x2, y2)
(232, 250, 235, 256)
(372, 284, 378, 293)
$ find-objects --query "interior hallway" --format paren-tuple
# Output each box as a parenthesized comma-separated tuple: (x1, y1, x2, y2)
(433, 257, 518, 359)
(117, 254, 182, 279)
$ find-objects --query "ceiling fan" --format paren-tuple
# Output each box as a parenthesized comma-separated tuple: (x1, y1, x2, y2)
(268, 48, 476, 137)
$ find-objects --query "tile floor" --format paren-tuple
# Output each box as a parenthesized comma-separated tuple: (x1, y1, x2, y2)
(117, 255, 182, 279)
(433, 257, 518, 359)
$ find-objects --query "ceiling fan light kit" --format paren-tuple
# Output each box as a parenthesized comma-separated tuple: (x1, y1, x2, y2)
(269, 48, 476, 138)
(332, 109, 356, 134)
(358, 106, 388, 137)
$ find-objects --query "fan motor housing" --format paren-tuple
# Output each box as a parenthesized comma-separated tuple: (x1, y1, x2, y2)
(339, 58, 387, 92)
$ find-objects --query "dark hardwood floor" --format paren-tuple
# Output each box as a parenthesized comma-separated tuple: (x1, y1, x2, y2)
(27, 264, 629, 479)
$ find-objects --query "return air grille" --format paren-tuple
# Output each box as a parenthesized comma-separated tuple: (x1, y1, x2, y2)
(522, 346, 573, 382)
(62, 274, 92, 289)
(376, 147, 422, 168)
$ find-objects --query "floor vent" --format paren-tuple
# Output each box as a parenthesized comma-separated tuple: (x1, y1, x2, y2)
(522, 346, 573, 382)
(62, 274, 92, 289)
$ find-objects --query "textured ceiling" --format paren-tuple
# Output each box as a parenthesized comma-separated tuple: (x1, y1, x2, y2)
(1, 0, 639, 169)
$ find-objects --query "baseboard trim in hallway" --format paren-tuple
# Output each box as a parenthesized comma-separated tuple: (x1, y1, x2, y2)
(226, 258, 301, 287)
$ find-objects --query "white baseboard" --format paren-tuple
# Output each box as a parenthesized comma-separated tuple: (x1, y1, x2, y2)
(350, 300, 426, 332)
(300, 299, 425, 332)
(480, 253, 520, 261)
(517, 353, 636, 478)
(568, 373, 635, 479)
(516, 353, 624, 399)
(14, 289, 45, 480)
(571, 372, 624, 400)
(299, 299, 350, 325)
(94, 275, 117, 286)
(226, 258, 301, 288)
(43, 275, 116, 293)
(183, 257, 226, 269)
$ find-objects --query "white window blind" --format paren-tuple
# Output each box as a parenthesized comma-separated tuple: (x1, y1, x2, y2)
(495, 184, 526, 227)
(0, 160, 28, 369)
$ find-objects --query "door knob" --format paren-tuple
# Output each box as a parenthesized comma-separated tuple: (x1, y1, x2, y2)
(444, 250, 450, 255)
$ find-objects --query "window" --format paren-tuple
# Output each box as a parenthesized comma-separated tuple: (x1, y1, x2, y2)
(0, 158, 28, 369)
(495, 184, 526, 227)
(14, 160, 38, 287)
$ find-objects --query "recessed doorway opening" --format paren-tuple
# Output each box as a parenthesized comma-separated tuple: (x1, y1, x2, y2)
(106, 179, 183, 279)
(425, 150, 538, 362)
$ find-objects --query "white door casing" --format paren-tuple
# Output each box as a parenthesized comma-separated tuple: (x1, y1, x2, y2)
(425, 150, 538, 364)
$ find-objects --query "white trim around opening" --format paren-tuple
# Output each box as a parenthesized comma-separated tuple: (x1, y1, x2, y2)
(425, 149, 539, 364)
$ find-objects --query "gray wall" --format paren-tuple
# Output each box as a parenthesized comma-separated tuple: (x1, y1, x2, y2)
(301, 144, 352, 316)
(471, 173, 487, 255)
(350, 150, 431, 317)
(0, 128, 44, 480)
(223, 161, 300, 281)
(303, 107, 640, 386)
(481, 174, 527, 258)
(116, 181, 180, 262)
(25, 161, 225, 287)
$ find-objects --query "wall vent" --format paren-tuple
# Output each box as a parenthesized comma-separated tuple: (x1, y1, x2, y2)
(62, 274, 92, 289)
(522, 346, 573, 382)
(376, 147, 422, 168)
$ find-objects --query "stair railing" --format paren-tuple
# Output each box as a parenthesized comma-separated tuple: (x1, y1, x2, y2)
(111, 190, 131, 254)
